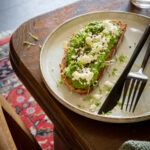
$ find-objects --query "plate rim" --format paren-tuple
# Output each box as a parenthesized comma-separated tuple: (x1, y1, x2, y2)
(40, 11, 150, 123)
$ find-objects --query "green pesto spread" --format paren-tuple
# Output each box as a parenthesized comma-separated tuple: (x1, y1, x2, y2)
(64, 20, 121, 89)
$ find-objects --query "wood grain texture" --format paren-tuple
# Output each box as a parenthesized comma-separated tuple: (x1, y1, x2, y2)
(0, 95, 41, 150)
(10, 0, 150, 149)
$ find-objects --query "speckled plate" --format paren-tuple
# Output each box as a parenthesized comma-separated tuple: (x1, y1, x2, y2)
(40, 11, 150, 123)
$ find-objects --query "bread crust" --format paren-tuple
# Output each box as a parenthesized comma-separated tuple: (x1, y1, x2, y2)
(60, 21, 127, 94)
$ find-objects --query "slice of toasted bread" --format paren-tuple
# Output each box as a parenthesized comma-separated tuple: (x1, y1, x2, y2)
(60, 20, 127, 94)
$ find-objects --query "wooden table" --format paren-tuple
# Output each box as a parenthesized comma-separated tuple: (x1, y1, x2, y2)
(9, 0, 150, 149)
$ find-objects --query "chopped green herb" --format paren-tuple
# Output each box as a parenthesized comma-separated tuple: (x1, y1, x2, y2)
(77, 61, 83, 67)
(117, 101, 122, 107)
(118, 55, 126, 62)
(57, 78, 63, 87)
(106, 110, 112, 115)
(106, 86, 112, 92)
(89, 98, 94, 104)
(99, 88, 103, 94)
(101, 111, 105, 115)
(83, 95, 93, 101)
(77, 104, 84, 108)
(101, 110, 112, 115)
(95, 102, 101, 106)
(111, 68, 118, 76)
(23, 40, 36, 48)
(28, 32, 39, 41)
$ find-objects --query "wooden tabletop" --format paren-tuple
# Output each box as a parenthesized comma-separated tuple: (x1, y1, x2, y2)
(10, 0, 150, 149)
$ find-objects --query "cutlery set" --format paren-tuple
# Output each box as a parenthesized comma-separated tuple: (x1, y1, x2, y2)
(98, 24, 150, 114)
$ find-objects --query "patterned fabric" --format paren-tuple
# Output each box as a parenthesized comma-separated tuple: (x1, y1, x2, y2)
(0, 32, 54, 150)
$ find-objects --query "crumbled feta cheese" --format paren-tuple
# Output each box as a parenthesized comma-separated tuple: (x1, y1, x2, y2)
(104, 80, 113, 88)
(89, 104, 97, 112)
(102, 21, 119, 37)
(72, 68, 94, 84)
(91, 43, 103, 53)
(86, 37, 92, 45)
(75, 48, 79, 52)
(111, 25, 118, 35)
(93, 94, 103, 100)
(71, 55, 77, 59)
(63, 41, 68, 49)
(77, 54, 95, 64)
(102, 20, 112, 28)
(95, 34, 102, 41)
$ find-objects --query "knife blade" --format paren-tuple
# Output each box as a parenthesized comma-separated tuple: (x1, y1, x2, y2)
(98, 23, 150, 114)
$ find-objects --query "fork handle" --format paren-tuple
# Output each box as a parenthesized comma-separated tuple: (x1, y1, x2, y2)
(141, 42, 150, 71)
(124, 24, 150, 76)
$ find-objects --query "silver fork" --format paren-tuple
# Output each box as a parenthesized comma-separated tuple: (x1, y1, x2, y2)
(121, 42, 150, 112)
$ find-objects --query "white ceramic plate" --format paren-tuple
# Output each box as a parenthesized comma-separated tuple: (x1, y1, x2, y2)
(40, 11, 150, 123)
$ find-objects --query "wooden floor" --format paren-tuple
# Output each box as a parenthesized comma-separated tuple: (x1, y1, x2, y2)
(0, 0, 78, 31)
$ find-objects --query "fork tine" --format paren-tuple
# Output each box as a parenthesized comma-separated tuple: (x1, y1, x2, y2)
(121, 78, 130, 110)
(132, 80, 147, 112)
(128, 80, 141, 112)
(125, 79, 136, 111)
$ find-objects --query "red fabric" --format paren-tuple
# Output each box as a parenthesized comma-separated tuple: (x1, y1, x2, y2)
(0, 37, 11, 45)
(0, 35, 54, 150)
